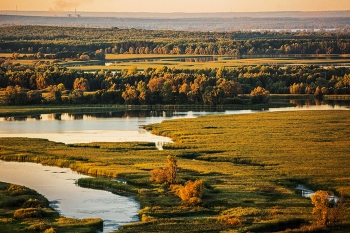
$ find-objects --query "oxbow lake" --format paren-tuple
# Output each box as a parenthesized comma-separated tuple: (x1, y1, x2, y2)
(0, 100, 349, 232)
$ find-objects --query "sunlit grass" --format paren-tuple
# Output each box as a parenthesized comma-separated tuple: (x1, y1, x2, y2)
(66, 55, 350, 71)
(1, 110, 350, 232)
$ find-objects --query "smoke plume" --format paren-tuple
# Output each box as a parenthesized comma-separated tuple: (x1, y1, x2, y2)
(50, 0, 94, 11)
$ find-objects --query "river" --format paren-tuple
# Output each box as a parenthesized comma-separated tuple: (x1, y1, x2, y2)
(0, 100, 349, 232)
(0, 161, 139, 233)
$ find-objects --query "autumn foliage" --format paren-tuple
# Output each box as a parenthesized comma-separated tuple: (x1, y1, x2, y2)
(311, 190, 346, 227)
(171, 180, 204, 206)
(150, 155, 178, 184)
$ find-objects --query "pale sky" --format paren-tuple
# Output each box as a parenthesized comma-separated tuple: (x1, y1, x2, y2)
(1, 0, 350, 13)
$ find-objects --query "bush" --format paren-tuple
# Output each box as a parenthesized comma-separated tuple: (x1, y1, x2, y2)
(26, 222, 50, 231)
(150, 167, 169, 183)
(43, 227, 56, 233)
(171, 180, 204, 206)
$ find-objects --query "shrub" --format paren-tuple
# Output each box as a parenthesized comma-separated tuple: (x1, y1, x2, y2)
(43, 227, 56, 233)
(150, 167, 169, 183)
(226, 217, 241, 226)
(26, 222, 50, 231)
(179, 180, 203, 201)
(141, 214, 156, 222)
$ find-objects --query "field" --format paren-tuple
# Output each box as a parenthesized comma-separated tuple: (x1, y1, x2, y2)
(0, 110, 349, 232)
(2, 52, 350, 71)
(65, 55, 350, 71)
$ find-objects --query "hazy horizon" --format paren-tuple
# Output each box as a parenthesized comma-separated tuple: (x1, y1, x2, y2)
(1, 0, 349, 13)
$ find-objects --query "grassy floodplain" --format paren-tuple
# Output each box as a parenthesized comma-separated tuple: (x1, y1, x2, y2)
(64, 54, 350, 71)
(0, 110, 350, 232)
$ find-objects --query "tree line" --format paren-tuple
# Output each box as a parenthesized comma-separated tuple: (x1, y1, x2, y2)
(1, 59, 350, 106)
(1, 26, 350, 58)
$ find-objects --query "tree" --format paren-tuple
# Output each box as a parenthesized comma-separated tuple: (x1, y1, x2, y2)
(27, 90, 43, 104)
(47, 85, 62, 103)
(311, 190, 346, 227)
(150, 155, 178, 184)
(95, 49, 105, 60)
(127, 66, 138, 76)
(202, 86, 225, 106)
(73, 78, 90, 91)
(137, 81, 149, 104)
(122, 84, 138, 104)
(218, 79, 242, 97)
(311, 190, 330, 227)
(250, 86, 270, 104)
(79, 54, 90, 61)
(161, 81, 173, 104)
(166, 155, 177, 184)
(147, 77, 165, 92)
(4, 85, 28, 105)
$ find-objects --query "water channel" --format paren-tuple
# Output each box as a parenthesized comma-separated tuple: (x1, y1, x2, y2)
(0, 100, 349, 232)
(0, 161, 139, 233)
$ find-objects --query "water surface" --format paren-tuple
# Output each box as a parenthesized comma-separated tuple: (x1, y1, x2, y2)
(0, 161, 139, 233)
(0, 102, 349, 145)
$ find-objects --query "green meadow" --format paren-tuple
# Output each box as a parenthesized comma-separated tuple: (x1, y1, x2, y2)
(0, 110, 349, 232)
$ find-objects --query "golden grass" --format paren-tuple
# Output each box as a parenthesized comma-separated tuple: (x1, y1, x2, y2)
(1, 110, 350, 232)
(69, 56, 350, 71)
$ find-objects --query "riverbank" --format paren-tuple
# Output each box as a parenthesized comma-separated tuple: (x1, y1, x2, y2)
(1, 110, 350, 232)
(0, 102, 295, 117)
(0, 181, 103, 233)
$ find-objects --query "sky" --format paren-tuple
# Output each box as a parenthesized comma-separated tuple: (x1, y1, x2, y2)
(1, 0, 350, 13)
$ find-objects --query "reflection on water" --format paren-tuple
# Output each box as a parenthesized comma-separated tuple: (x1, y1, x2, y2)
(0, 161, 140, 233)
(0, 103, 349, 145)
(290, 99, 350, 107)
(105, 56, 218, 66)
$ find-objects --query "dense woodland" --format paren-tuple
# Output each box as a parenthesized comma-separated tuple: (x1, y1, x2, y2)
(0, 26, 350, 57)
(1, 60, 350, 105)
(1, 26, 350, 105)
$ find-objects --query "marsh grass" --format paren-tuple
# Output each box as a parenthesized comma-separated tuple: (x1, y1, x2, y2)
(0, 110, 350, 232)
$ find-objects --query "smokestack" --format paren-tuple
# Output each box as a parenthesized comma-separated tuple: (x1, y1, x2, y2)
(75, 8, 76, 16)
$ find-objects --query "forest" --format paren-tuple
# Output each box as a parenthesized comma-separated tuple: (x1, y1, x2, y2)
(1, 59, 350, 106)
(1, 25, 350, 56)
(0, 25, 350, 106)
